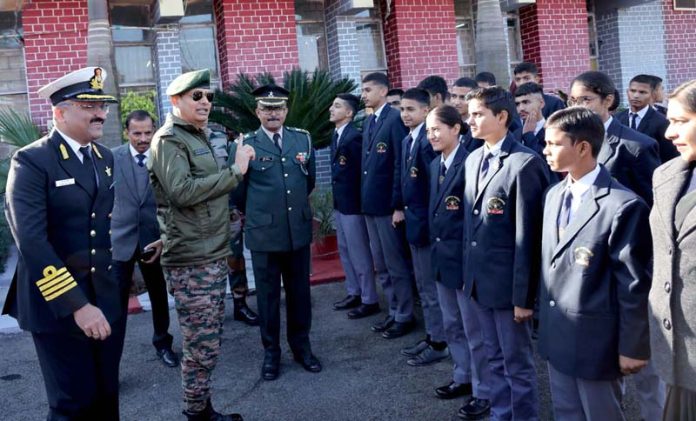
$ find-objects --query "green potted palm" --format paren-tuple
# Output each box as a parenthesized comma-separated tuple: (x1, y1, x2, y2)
(309, 189, 337, 259)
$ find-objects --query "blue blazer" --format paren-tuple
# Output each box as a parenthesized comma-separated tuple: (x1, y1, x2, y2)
(429, 145, 469, 289)
(462, 134, 550, 309)
(2, 131, 120, 333)
(361, 104, 409, 216)
(616, 106, 678, 163)
(513, 126, 546, 157)
(542, 93, 566, 118)
(460, 127, 484, 153)
(400, 127, 437, 246)
(599, 118, 660, 206)
(538, 166, 651, 381)
(330, 122, 363, 215)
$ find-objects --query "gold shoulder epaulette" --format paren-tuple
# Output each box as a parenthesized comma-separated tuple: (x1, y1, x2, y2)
(59, 144, 69, 160)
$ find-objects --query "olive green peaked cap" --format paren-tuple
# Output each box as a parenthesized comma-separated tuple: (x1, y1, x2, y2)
(166, 69, 211, 96)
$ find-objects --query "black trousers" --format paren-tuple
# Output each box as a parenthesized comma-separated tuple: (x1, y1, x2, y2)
(32, 320, 126, 421)
(251, 245, 312, 356)
(112, 248, 173, 350)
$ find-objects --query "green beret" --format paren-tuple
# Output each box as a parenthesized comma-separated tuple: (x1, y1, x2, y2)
(166, 69, 210, 96)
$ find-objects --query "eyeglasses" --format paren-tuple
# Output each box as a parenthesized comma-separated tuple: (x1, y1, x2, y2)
(567, 95, 600, 106)
(66, 103, 110, 113)
(190, 90, 214, 102)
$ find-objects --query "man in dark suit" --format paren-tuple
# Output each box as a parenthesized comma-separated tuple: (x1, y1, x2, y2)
(426, 105, 491, 419)
(396, 88, 447, 366)
(3, 67, 122, 419)
(417, 75, 448, 108)
(569, 71, 660, 207)
(513, 62, 566, 118)
(616, 74, 678, 163)
(360, 72, 414, 339)
(111, 110, 178, 368)
(462, 87, 549, 420)
(513, 82, 546, 156)
(449, 77, 483, 153)
(328, 94, 379, 319)
(539, 107, 652, 419)
(648, 75, 668, 115)
(240, 85, 321, 381)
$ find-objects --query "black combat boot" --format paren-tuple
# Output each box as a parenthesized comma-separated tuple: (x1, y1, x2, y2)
(182, 399, 243, 421)
(233, 297, 259, 326)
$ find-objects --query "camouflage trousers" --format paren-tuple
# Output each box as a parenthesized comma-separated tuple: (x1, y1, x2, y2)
(163, 259, 228, 412)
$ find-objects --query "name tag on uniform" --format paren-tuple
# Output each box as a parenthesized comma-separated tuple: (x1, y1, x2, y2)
(193, 148, 210, 156)
(259, 156, 274, 162)
(55, 178, 75, 187)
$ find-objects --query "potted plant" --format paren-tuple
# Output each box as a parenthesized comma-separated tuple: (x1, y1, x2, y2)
(310, 189, 337, 260)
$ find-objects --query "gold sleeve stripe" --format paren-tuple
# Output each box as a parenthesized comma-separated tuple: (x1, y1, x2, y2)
(36, 266, 68, 287)
(38, 271, 73, 293)
(44, 281, 78, 301)
(42, 276, 76, 297)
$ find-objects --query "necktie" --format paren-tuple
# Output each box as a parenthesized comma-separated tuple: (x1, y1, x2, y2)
(438, 162, 447, 187)
(136, 153, 146, 167)
(630, 113, 638, 130)
(272, 133, 281, 152)
(332, 130, 339, 149)
(406, 134, 414, 159)
(478, 153, 492, 188)
(80, 145, 99, 191)
(368, 115, 377, 140)
(558, 187, 573, 237)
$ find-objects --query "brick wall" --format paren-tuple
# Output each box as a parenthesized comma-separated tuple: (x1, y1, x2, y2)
(154, 28, 181, 119)
(214, 0, 299, 89)
(382, 0, 459, 89)
(661, 0, 696, 90)
(519, 0, 590, 93)
(23, 0, 88, 129)
(325, 0, 362, 89)
(596, 8, 623, 94)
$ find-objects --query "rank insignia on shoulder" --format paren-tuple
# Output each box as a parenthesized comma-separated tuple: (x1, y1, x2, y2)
(486, 197, 505, 215)
(409, 167, 418, 178)
(92, 144, 103, 159)
(574, 247, 593, 267)
(376, 142, 388, 153)
(36, 265, 77, 302)
(59, 144, 70, 160)
(445, 196, 460, 211)
(338, 155, 347, 166)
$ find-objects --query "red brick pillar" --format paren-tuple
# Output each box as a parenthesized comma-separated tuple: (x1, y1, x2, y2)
(519, 0, 589, 93)
(661, 0, 696, 90)
(214, 0, 300, 88)
(23, 0, 89, 129)
(382, 0, 459, 89)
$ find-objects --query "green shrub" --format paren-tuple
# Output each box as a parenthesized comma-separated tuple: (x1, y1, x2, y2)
(119, 91, 157, 141)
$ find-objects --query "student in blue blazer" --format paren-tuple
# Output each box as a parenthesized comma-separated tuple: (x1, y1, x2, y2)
(396, 88, 447, 366)
(426, 105, 492, 420)
(569, 71, 660, 206)
(539, 107, 652, 420)
(328, 94, 379, 319)
(360, 72, 414, 339)
(462, 87, 550, 420)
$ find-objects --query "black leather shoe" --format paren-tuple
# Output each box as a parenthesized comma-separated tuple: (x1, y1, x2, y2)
(400, 339, 429, 357)
(233, 298, 259, 326)
(457, 397, 491, 420)
(293, 353, 322, 373)
(382, 319, 416, 339)
(261, 353, 280, 381)
(435, 381, 472, 400)
(347, 303, 380, 319)
(333, 295, 361, 310)
(371, 315, 395, 332)
(156, 348, 179, 368)
(183, 398, 243, 421)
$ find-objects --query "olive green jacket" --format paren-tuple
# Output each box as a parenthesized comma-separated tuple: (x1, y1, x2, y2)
(148, 113, 242, 266)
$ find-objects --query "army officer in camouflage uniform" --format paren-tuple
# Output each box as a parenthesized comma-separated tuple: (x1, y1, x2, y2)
(239, 85, 321, 381)
(148, 69, 254, 421)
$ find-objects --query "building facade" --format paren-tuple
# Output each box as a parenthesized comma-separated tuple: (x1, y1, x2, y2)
(1, 0, 695, 185)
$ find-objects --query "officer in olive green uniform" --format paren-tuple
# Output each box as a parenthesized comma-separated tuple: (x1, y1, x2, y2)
(239, 85, 321, 381)
(148, 69, 254, 421)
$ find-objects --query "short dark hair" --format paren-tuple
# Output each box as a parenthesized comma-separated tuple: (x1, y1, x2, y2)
(362, 72, 390, 89)
(513, 62, 539, 76)
(669, 79, 696, 114)
(571, 71, 615, 99)
(609, 89, 620, 112)
(387, 88, 404, 97)
(336, 93, 360, 117)
(125, 110, 154, 130)
(648, 75, 663, 86)
(514, 82, 543, 98)
(428, 105, 462, 129)
(402, 88, 431, 107)
(630, 74, 658, 90)
(417, 75, 449, 101)
(475, 72, 496, 86)
(546, 107, 605, 158)
(453, 77, 478, 90)
(466, 86, 515, 127)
